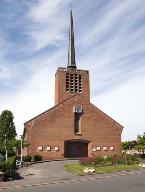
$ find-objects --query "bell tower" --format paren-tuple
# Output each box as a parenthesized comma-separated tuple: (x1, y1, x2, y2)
(55, 10, 90, 105)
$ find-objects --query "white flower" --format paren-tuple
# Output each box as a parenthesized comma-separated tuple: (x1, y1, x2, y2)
(139, 163, 145, 168)
(84, 168, 95, 173)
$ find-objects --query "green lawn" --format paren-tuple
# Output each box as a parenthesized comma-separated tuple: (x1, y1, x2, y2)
(64, 163, 140, 176)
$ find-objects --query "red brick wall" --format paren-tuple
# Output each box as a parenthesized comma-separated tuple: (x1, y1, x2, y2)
(55, 68, 90, 105)
(24, 94, 123, 160)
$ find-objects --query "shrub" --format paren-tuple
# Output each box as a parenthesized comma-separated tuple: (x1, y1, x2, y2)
(111, 154, 124, 165)
(6, 156, 16, 168)
(0, 156, 16, 181)
(93, 156, 105, 167)
(122, 154, 140, 165)
(34, 155, 42, 161)
(0, 161, 6, 172)
(79, 157, 95, 166)
(79, 156, 106, 167)
(79, 154, 141, 167)
(0, 154, 5, 162)
(23, 155, 32, 162)
(139, 153, 145, 159)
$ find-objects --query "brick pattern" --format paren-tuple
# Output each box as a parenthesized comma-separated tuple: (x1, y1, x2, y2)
(24, 94, 123, 160)
(55, 67, 90, 105)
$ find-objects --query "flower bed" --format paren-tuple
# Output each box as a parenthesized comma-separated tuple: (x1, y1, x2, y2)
(64, 154, 141, 175)
(79, 154, 141, 167)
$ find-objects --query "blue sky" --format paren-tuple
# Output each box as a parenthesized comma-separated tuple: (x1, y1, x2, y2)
(0, 0, 145, 141)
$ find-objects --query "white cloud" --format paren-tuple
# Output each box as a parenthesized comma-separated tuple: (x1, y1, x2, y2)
(25, 0, 70, 51)
(0, 35, 11, 57)
(28, 0, 64, 23)
(0, 67, 54, 136)
(0, 64, 11, 80)
(92, 75, 145, 141)
(0, 37, 12, 80)
(0, 0, 145, 141)
(0, 49, 65, 136)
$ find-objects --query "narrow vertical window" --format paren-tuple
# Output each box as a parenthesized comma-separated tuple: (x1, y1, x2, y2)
(73, 106, 83, 134)
(74, 113, 81, 133)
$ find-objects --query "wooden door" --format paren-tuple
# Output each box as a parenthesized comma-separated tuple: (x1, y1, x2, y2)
(66, 141, 88, 158)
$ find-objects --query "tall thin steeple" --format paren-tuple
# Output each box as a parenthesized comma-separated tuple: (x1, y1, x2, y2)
(67, 10, 76, 69)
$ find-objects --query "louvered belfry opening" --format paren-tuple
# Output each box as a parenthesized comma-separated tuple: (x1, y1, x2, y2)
(66, 72, 82, 93)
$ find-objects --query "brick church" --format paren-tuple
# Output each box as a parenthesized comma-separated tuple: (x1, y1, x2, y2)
(23, 11, 123, 160)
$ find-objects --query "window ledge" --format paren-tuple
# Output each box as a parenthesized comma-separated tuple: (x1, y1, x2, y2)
(74, 133, 82, 136)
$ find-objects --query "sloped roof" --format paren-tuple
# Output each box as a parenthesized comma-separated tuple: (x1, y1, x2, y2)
(24, 93, 123, 130)
(24, 93, 78, 125)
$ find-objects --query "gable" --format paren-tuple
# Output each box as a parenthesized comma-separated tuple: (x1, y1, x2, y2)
(24, 93, 123, 133)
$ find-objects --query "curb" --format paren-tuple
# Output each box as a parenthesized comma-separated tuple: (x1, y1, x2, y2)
(20, 158, 79, 166)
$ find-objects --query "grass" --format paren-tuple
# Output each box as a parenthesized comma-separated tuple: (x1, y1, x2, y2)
(64, 163, 140, 176)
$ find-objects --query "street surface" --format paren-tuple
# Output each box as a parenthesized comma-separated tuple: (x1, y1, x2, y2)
(0, 161, 145, 192)
(0, 169, 145, 192)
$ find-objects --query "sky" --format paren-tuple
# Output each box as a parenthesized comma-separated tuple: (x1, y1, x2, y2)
(0, 0, 145, 141)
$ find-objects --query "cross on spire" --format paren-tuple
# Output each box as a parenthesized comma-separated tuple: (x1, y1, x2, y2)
(67, 10, 76, 69)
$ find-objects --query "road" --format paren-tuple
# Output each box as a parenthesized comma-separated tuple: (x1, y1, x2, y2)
(1, 170, 145, 192)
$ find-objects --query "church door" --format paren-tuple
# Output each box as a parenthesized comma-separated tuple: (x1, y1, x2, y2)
(65, 140, 88, 158)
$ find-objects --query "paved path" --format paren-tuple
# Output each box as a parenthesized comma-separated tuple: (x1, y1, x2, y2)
(1, 160, 79, 187)
(17, 160, 77, 180)
(0, 160, 145, 191)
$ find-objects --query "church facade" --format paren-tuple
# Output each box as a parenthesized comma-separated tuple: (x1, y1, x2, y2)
(23, 11, 123, 160)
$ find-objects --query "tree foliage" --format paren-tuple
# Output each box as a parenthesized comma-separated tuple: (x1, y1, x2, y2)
(122, 133, 145, 155)
(122, 140, 137, 151)
(136, 132, 145, 154)
(0, 110, 17, 155)
(0, 139, 5, 154)
(0, 110, 17, 140)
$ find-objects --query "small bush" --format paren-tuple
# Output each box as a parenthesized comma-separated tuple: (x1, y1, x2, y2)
(0, 156, 16, 181)
(0, 161, 6, 172)
(23, 155, 32, 162)
(139, 154, 145, 159)
(79, 157, 94, 166)
(111, 154, 124, 165)
(122, 154, 140, 165)
(34, 155, 42, 161)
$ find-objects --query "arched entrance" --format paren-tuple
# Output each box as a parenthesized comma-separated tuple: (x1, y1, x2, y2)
(64, 140, 89, 158)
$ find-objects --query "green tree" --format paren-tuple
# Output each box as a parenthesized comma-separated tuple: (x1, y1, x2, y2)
(131, 140, 137, 148)
(6, 139, 20, 156)
(122, 140, 138, 152)
(7, 138, 30, 156)
(0, 138, 5, 154)
(0, 110, 17, 140)
(122, 141, 132, 151)
(136, 132, 145, 154)
(0, 137, 29, 156)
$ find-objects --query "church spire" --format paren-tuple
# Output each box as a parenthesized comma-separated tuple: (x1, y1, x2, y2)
(67, 10, 76, 69)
